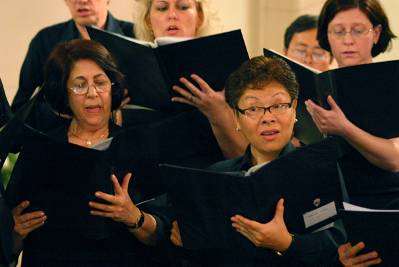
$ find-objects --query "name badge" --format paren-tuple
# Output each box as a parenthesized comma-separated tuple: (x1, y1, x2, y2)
(303, 201, 337, 229)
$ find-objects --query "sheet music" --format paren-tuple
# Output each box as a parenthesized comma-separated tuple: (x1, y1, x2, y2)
(343, 202, 399, 212)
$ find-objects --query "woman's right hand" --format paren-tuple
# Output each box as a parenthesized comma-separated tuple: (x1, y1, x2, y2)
(338, 242, 382, 266)
(170, 220, 183, 247)
(12, 200, 46, 239)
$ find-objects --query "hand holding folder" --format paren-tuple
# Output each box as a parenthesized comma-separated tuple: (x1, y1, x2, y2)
(339, 202, 399, 265)
(161, 139, 344, 250)
(264, 48, 399, 143)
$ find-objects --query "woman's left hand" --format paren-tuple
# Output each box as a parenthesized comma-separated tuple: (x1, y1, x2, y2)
(231, 198, 293, 252)
(171, 74, 229, 125)
(305, 95, 350, 136)
(89, 173, 141, 226)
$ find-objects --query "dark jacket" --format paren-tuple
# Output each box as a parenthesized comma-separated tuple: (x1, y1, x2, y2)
(193, 143, 346, 267)
(12, 13, 133, 113)
(5, 122, 172, 267)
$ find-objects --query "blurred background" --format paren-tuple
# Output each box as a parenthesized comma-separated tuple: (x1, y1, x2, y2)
(1, 0, 398, 102)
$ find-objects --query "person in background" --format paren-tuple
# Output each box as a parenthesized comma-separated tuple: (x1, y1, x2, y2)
(284, 14, 333, 72)
(12, 0, 133, 130)
(305, 0, 397, 265)
(132, 0, 247, 158)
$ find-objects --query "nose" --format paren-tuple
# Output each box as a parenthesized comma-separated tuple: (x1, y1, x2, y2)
(260, 109, 276, 124)
(304, 51, 313, 65)
(86, 85, 99, 98)
(167, 7, 178, 19)
(342, 32, 355, 45)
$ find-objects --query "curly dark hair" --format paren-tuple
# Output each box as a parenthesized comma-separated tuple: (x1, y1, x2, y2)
(225, 56, 299, 110)
(317, 0, 396, 57)
(43, 39, 126, 115)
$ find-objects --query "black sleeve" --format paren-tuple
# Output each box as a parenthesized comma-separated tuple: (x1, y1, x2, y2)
(11, 33, 47, 113)
(282, 219, 347, 266)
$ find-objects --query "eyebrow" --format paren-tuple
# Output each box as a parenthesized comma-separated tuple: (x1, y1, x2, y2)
(243, 92, 287, 101)
(72, 73, 107, 81)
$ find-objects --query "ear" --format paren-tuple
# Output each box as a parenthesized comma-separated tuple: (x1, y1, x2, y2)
(373, 24, 382, 45)
(233, 110, 241, 131)
(292, 99, 298, 117)
(196, 7, 204, 32)
(283, 48, 288, 56)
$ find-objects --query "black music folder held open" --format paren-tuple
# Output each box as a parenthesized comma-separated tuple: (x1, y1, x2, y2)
(5, 127, 114, 241)
(263, 48, 399, 144)
(88, 27, 249, 113)
(4, 109, 224, 245)
(339, 203, 399, 265)
(161, 139, 344, 250)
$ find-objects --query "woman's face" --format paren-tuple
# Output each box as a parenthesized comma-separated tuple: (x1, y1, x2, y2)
(327, 8, 381, 67)
(148, 0, 202, 38)
(235, 81, 296, 163)
(67, 59, 112, 130)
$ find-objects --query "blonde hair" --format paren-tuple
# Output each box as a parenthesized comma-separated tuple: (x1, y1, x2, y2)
(132, 0, 221, 42)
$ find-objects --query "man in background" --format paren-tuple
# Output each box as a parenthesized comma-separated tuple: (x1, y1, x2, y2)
(284, 14, 333, 72)
(12, 0, 133, 114)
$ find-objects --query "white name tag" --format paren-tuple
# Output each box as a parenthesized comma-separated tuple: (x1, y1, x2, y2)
(303, 201, 337, 229)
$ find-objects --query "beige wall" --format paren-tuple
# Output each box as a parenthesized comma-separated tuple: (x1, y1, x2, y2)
(1, 0, 398, 103)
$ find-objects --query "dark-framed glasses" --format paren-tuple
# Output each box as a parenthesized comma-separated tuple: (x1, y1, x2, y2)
(328, 26, 375, 39)
(68, 80, 114, 95)
(236, 101, 293, 119)
(292, 48, 329, 63)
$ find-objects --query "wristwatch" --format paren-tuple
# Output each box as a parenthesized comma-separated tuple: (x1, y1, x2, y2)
(128, 209, 145, 230)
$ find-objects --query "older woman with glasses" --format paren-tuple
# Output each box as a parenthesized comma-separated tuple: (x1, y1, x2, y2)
(304, 0, 397, 265)
(8, 39, 169, 267)
(170, 56, 346, 266)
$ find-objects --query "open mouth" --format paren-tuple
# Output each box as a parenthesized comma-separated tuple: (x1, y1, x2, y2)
(167, 25, 179, 34)
(77, 8, 91, 16)
(260, 129, 279, 140)
(85, 105, 102, 113)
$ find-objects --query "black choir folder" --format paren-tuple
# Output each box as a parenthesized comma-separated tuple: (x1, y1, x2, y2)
(5, 128, 115, 241)
(161, 139, 344, 250)
(5, 109, 223, 242)
(88, 27, 249, 113)
(263, 48, 399, 144)
(339, 203, 399, 265)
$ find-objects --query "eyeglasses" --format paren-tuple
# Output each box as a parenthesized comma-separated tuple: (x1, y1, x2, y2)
(291, 48, 329, 63)
(68, 80, 114, 95)
(328, 27, 374, 39)
(236, 101, 293, 119)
